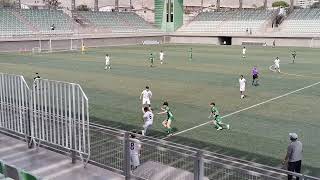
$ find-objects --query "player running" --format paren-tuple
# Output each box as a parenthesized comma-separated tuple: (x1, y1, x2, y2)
(142, 107, 154, 136)
(239, 75, 246, 99)
(252, 66, 259, 86)
(104, 54, 111, 70)
(129, 132, 142, 170)
(140, 86, 152, 108)
(188, 48, 193, 61)
(159, 50, 164, 64)
(291, 51, 296, 64)
(274, 57, 281, 73)
(81, 43, 85, 54)
(242, 47, 246, 58)
(149, 53, 154, 67)
(158, 101, 174, 135)
(208, 102, 230, 130)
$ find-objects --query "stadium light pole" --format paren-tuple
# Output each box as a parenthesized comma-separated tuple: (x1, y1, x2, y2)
(290, 0, 294, 10)
(115, 0, 119, 11)
(239, 0, 243, 9)
(16, 0, 21, 9)
(94, 0, 98, 11)
(216, 0, 220, 10)
(264, 0, 267, 9)
(71, 0, 75, 10)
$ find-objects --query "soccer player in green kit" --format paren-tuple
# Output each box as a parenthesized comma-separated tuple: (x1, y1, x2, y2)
(149, 53, 154, 67)
(188, 48, 193, 61)
(208, 102, 230, 130)
(158, 101, 174, 135)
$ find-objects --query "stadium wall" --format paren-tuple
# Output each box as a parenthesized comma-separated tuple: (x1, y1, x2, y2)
(0, 35, 165, 52)
(167, 35, 320, 48)
(1, 34, 320, 52)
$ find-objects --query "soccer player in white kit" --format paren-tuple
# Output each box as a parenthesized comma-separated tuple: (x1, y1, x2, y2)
(274, 57, 280, 73)
(129, 133, 141, 170)
(159, 50, 164, 64)
(105, 54, 111, 70)
(239, 75, 246, 99)
(242, 47, 246, 58)
(140, 86, 152, 107)
(142, 107, 154, 136)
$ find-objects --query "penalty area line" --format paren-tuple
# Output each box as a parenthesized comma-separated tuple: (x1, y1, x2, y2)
(162, 81, 320, 140)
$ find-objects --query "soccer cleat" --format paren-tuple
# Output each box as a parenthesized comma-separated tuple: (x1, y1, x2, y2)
(217, 127, 223, 130)
(226, 124, 230, 130)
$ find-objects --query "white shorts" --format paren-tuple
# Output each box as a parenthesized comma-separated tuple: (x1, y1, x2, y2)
(142, 99, 151, 105)
(160, 57, 163, 61)
(130, 154, 140, 167)
(240, 86, 246, 92)
(275, 64, 280, 68)
(143, 123, 152, 134)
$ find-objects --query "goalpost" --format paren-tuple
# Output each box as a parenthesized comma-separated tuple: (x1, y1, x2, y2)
(310, 37, 320, 48)
(32, 38, 83, 54)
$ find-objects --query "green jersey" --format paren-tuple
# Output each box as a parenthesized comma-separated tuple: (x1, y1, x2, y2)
(211, 106, 220, 116)
(165, 106, 174, 120)
(149, 55, 154, 63)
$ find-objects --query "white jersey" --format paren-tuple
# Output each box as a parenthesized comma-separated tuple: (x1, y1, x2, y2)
(143, 111, 154, 125)
(274, 59, 280, 65)
(105, 56, 110, 65)
(160, 52, 164, 60)
(129, 138, 141, 155)
(242, 48, 246, 54)
(141, 90, 152, 100)
(239, 78, 246, 91)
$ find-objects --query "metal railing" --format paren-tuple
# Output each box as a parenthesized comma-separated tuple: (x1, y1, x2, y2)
(0, 73, 319, 179)
(30, 78, 90, 165)
(0, 73, 90, 165)
(0, 73, 30, 140)
(88, 123, 320, 180)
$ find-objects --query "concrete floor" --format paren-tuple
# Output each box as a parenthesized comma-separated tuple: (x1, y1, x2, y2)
(0, 134, 124, 180)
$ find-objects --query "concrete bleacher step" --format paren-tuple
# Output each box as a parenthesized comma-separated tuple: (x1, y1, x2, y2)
(132, 161, 209, 180)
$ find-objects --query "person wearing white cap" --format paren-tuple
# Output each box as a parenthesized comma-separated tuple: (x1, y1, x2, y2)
(282, 133, 303, 180)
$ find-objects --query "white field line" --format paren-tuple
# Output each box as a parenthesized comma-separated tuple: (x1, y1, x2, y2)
(163, 80, 320, 139)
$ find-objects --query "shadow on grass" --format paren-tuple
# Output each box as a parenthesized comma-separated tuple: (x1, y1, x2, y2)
(91, 116, 320, 177)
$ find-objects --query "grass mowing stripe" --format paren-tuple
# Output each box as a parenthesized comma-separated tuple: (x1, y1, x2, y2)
(163, 81, 320, 139)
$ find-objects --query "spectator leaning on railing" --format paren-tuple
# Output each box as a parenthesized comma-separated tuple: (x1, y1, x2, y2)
(282, 133, 303, 180)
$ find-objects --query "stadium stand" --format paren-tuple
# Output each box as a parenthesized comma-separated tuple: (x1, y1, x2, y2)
(178, 9, 275, 34)
(18, 9, 74, 34)
(280, 8, 320, 34)
(76, 11, 161, 33)
(0, 9, 33, 37)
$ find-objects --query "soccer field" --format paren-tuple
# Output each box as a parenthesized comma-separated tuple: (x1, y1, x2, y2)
(0, 44, 319, 176)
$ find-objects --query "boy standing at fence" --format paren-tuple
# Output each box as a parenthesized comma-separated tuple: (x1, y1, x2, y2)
(158, 101, 174, 135)
(208, 102, 230, 130)
(129, 132, 142, 170)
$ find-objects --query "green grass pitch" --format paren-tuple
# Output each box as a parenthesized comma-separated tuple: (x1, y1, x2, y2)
(0, 44, 319, 176)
